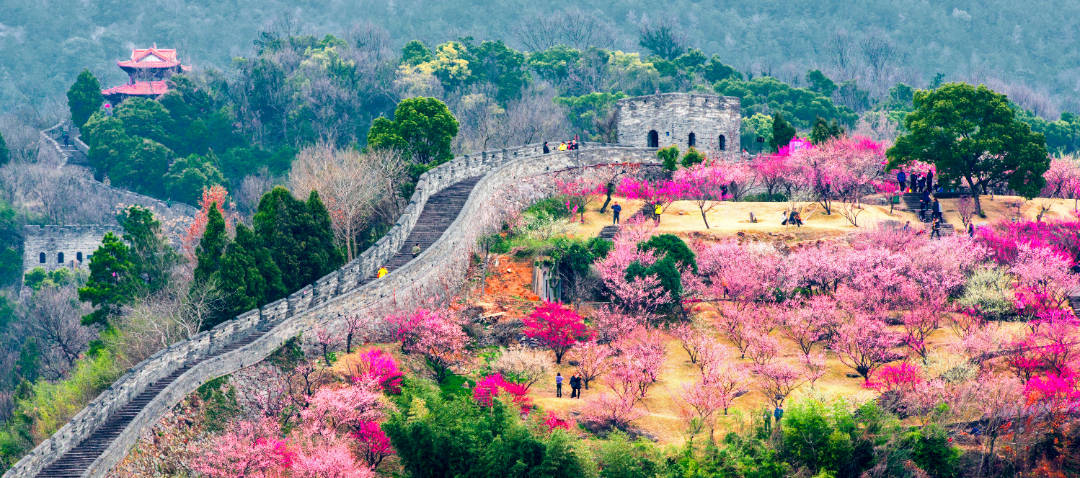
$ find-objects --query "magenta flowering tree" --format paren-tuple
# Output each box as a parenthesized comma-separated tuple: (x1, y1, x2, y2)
(350, 348, 403, 394)
(351, 421, 394, 468)
(523, 301, 593, 364)
(865, 362, 923, 392)
(388, 306, 469, 383)
(473, 373, 532, 413)
(556, 177, 606, 223)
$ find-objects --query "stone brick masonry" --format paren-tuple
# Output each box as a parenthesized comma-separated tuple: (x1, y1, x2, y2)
(615, 93, 741, 160)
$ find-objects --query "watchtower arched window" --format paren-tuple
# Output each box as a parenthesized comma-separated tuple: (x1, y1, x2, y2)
(76, 252, 83, 262)
(57, 252, 64, 264)
(719, 134, 727, 151)
(38, 252, 46, 263)
(647, 130, 659, 148)
(688, 132, 696, 147)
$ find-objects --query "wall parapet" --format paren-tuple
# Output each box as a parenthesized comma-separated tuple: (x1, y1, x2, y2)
(4, 143, 659, 478)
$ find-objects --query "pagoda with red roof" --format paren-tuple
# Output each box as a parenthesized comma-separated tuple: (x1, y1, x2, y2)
(102, 45, 189, 104)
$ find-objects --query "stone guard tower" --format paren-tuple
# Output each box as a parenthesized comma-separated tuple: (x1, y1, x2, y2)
(615, 93, 741, 160)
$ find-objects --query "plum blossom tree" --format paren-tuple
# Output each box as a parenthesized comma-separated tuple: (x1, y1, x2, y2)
(473, 373, 533, 413)
(492, 346, 553, 391)
(779, 295, 838, 358)
(523, 301, 593, 364)
(556, 176, 606, 223)
(572, 339, 612, 390)
(790, 136, 887, 222)
(695, 240, 787, 304)
(610, 327, 667, 400)
(594, 231, 670, 318)
(830, 313, 901, 382)
(865, 362, 923, 392)
(388, 306, 469, 383)
(581, 391, 645, 431)
(589, 305, 645, 342)
(753, 360, 806, 409)
(670, 321, 710, 365)
(750, 151, 795, 198)
(300, 377, 384, 436)
(349, 348, 403, 394)
(669, 163, 733, 228)
(1042, 156, 1080, 211)
(193, 418, 297, 477)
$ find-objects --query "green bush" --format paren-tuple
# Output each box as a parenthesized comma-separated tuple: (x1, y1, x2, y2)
(903, 424, 962, 478)
(742, 192, 788, 202)
(658, 145, 680, 171)
(383, 381, 593, 478)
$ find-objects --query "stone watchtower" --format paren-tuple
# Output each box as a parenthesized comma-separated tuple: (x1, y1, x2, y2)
(615, 93, 741, 160)
(22, 225, 119, 273)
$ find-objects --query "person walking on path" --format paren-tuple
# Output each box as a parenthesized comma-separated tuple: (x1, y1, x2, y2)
(543, 141, 550, 154)
(612, 203, 622, 225)
(569, 374, 581, 398)
(896, 169, 907, 192)
(925, 170, 934, 192)
(555, 372, 563, 397)
(411, 242, 422, 257)
(376, 266, 388, 279)
(930, 217, 942, 239)
(654, 203, 662, 225)
(932, 198, 943, 221)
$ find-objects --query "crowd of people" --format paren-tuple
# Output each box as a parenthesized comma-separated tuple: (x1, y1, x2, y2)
(543, 136, 580, 153)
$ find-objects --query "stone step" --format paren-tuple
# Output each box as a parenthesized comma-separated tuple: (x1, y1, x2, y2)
(35, 175, 484, 477)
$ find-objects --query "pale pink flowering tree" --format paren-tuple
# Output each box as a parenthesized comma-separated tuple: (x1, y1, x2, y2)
(750, 151, 796, 198)
(1011, 243, 1079, 308)
(581, 391, 645, 431)
(695, 240, 787, 304)
(744, 332, 781, 367)
(830, 313, 902, 382)
(388, 306, 470, 383)
(314, 325, 339, 366)
(779, 295, 839, 357)
(669, 163, 733, 228)
(753, 360, 806, 409)
(801, 352, 828, 387)
(594, 229, 670, 317)
(610, 327, 667, 400)
(193, 418, 296, 478)
(715, 302, 775, 358)
(786, 242, 852, 294)
(670, 321, 711, 365)
(791, 136, 887, 223)
(572, 339, 613, 390)
(293, 438, 375, 478)
(1042, 156, 1080, 210)
(341, 313, 365, 353)
(589, 305, 645, 342)
(523, 301, 593, 364)
(300, 377, 384, 437)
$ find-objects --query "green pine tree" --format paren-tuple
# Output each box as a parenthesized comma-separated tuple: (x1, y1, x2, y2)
(253, 187, 342, 292)
(0, 130, 9, 165)
(193, 204, 227, 285)
(118, 206, 179, 294)
(78, 232, 137, 326)
(770, 112, 797, 151)
(213, 223, 285, 329)
(67, 70, 104, 128)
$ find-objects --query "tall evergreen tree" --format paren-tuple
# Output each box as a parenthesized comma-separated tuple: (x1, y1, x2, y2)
(119, 206, 179, 294)
(809, 117, 845, 144)
(770, 112, 797, 151)
(0, 130, 9, 165)
(67, 70, 104, 128)
(78, 232, 137, 326)
(253, 187, 342, 292)
(193, 204, 227, 284)
(213, 223, 285, 329)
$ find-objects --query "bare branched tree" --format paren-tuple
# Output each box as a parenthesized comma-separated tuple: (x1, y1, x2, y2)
(289, 144, 405, 260)
(20, 285, 95, 379)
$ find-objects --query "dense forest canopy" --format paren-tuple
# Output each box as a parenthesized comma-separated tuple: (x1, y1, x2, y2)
(1, 0, 1079, 118)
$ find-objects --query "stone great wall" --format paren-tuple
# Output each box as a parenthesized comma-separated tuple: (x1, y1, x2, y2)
(5, 142, 661, 477)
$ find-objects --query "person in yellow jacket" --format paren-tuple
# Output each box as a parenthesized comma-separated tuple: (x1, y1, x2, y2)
(377, 266, 388, 278)
(653, 203, 662, 225)
(557, 141, 568, 151)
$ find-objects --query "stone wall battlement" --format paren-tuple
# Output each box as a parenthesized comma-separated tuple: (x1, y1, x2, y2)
(4, 142, 659, 478)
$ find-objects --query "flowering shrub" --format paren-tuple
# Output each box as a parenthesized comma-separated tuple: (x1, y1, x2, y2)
(473, 373, 532, 413)
(352, 348, 403, 394)
(523, 302, 593, 364)
(866, 362, 923, 392)
(542, 411, 573, 432)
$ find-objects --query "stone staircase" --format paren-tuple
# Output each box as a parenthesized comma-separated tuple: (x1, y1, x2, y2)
(598, 225, 619, 239)
(29, 177, 483, 478)
(900, 193, 954, 236)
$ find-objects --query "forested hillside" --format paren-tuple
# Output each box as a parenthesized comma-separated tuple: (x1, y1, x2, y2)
(1, 0, 1079, 118)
